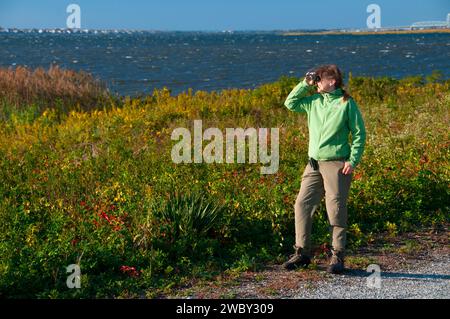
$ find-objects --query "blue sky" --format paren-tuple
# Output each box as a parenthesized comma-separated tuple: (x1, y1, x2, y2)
(0, 0, 449, 30)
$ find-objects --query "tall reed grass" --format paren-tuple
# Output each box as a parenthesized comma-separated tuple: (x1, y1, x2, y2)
(0, 65, 111, 119)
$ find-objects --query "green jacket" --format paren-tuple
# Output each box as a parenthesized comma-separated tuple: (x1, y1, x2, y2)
(284, 79, 366, 168)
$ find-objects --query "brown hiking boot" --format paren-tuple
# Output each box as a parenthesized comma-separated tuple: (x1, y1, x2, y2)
(327, 250, 345, 274)
(283, 246, 311, 270)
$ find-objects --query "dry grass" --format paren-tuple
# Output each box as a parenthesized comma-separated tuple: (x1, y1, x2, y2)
(0, 65, 110, 114)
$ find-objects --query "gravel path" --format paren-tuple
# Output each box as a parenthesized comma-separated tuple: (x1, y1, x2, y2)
(172, 231, 449, 299)
(294, 251, 450, 299)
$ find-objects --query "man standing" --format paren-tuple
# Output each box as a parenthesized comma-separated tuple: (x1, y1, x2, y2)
(283, 65, 366, 274)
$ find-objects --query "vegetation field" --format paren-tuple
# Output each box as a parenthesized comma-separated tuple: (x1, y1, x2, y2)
(0, 66, 448, 298)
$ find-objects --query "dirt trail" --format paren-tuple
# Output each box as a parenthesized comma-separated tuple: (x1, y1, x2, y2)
(170, 229, 449, 299)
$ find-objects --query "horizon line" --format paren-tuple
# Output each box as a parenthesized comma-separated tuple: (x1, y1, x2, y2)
(2, 26, 449, 33)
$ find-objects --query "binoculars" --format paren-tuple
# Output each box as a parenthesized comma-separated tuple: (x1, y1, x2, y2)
(305, 71, 321, 85)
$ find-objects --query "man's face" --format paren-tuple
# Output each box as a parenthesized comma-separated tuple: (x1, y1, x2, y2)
(317, 76, 336, 93)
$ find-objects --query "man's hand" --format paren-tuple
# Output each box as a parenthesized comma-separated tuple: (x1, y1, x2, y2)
(342, 162, 354, 175)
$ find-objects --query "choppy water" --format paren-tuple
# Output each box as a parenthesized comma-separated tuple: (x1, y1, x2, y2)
(1, 31, 449, 96)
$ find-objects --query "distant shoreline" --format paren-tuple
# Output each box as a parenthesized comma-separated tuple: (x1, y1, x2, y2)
(283, 28, 450, 36)
(1, 28, 450, 36)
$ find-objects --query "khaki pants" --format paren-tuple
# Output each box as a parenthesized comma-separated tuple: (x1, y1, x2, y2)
(295, 160, 352, 256)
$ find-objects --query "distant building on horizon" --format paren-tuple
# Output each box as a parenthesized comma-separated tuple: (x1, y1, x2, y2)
(410, 13, 450, 30)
